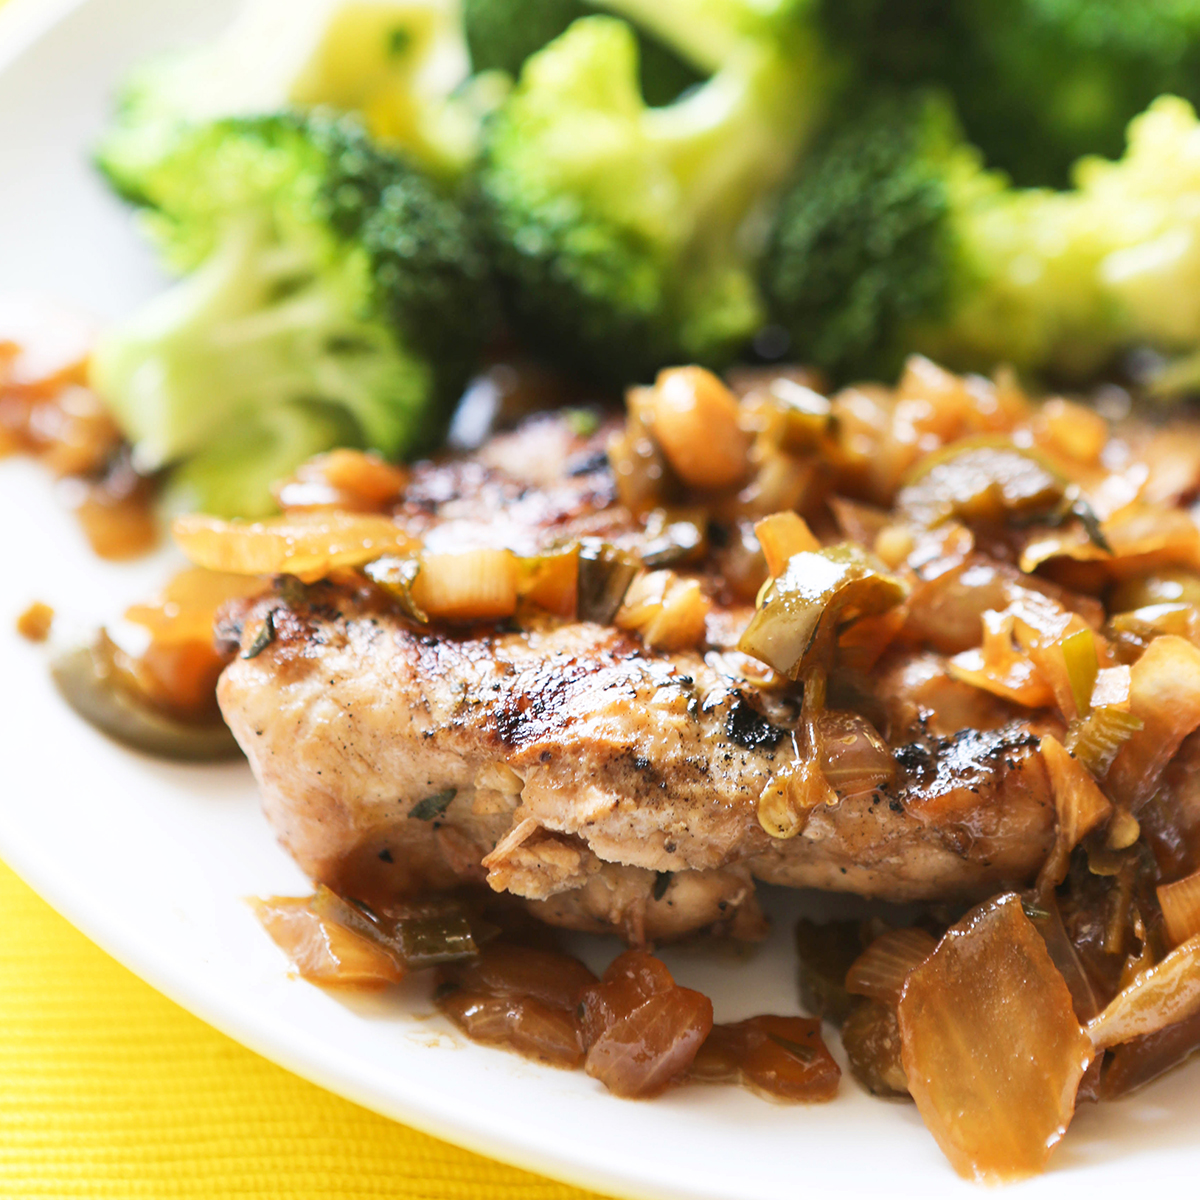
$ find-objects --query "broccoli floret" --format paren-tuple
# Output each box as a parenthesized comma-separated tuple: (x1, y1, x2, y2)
(820, 0, 1200, 187)
(478, 5, 836, 383)
(763, 91, 1200, 384)
(463, 0, 703, 107)
(98, 0, 486, 201)
(90, 112, 494, 516)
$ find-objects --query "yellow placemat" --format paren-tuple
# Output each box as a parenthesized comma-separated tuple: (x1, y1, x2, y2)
(0, 857, 609, 1199)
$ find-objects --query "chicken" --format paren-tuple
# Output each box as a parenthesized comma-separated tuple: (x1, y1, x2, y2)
(213, 413, 1072, 943)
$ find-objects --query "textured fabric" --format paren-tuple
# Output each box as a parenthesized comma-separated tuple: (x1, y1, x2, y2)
(0, 858, 607, 1199)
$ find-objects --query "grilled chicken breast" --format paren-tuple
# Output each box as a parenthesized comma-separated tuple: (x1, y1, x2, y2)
(217, 415, 1058, 944)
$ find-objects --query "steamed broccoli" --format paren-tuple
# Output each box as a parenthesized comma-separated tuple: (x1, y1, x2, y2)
(477, 3, 836, 383)
(90, 112, 493, 516)
(463, 0, 703, 107)
(98, 0, 487, 201)
(762, 91, 1200, 385)
(820, 0, 1200, 187)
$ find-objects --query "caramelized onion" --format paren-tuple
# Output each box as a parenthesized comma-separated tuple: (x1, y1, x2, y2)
(438, 992, 584, 1068)
(1106, 635, 1200, 809)
(252, 895, 404, 987)
(125, 568, 267, 645)
(898, 894, 1091, 1183)
(615, 569, 711, 651)
(739, 543, 907, 679)
(1087, 933, 1200, 1049)
(648, 367, 750, 490)
(694, 1015, 840, 1102)
(173, 512, 417, 577)
(580, 950, 713, 1098)
(841, 1000, 909, 1097)
(846, 928, 938, 1007)
(1156, 869, 1200, 949)
(1036, 735, 1114, 895)
(754, 511, 820, 576)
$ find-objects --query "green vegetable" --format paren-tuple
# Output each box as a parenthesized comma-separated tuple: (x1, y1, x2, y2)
(364, 555, 429, 622)
(1061, 627, 1099, 719)
(478, 4, 838, 382)
(90, 112, 494, 517)
(820, 0, 1200, 188)
(97, 0, 487, 194)
(51, 636, 241, 762)
(764, 90, 1200, 384)
(576, 539, 639, 623)
(1066, 707, 1144, 779)
(463, 0, 704, 107)
(738, 543, 907, 679)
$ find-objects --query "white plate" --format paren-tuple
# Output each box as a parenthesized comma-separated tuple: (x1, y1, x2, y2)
(1, 1, 1199, 1195)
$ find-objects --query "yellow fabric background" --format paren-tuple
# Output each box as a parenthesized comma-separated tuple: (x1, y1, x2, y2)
(0, 858, 608, 1199)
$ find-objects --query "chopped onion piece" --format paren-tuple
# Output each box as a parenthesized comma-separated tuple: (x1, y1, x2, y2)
(1157, 869, 1200, 948)
(252, 895, 404, 988)
(1102, 1006, 1200, 1098)
(517, 547, 579, 618)
(615, 569, 711, 651)
(694, 1015, 840, 1102)
(898, 894, 1091, 1183)
(1060, 627, 1099, 718)
(846, 928, 937, 1007)
(174, 512, 417, 578)
(125, 568, 267, 644)
(754, 512, 820, 576)
(1107, 635, 1200, 809)
(1087, 933, 1200, 1049)
(273, 449, 408, 512)
(1036, 736, 1114, 894)
(815, 710, 895, 799)
(648, 366, 750, 490)
(438, 991, 584, 1068)
(411, 549, 519, 623)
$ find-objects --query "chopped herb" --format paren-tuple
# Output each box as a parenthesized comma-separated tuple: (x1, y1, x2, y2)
(242, 610, 275, 659)
(767, 1032, 816, 1062)
(409, 788, 457, 821)
(1021, 900, 1051, 921)
(653, 871, 672, 901)
(1072, 496, 1112, 554)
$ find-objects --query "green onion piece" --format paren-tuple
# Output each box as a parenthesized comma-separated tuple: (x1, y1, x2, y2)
(364, 555, 428, 623)
(1061, 628, 1099, 718)
(738, 543, 907, 679)
(898, 437, 1065, 528)
(577, 540, 639, 624)
(1066, 708, 1144, 777)
(310, 886, 478, 968)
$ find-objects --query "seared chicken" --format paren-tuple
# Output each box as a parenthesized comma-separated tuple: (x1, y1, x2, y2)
(217, 416, 1058, 944)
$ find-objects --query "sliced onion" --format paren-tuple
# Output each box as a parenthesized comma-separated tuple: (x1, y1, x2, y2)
(1157, 869, 1200, 949)
(1086, 933, 1200, 1049)
(693, 1015, 841, 1102)
(1036, 735, 1114, 894)
(252, 895, 404, 988)
(648, 366, 750, 490)
(438, 991, 584, 1068)
(841, 999, 909, 1097)
(947, 610, 1055, 708)
(846, 928, 938, 1007)
(174, 511, 417, 578)
(898, 894, 1092, 1183)
(411, 549, 519, 623)
(1106, 635, 1200, 809)
(754, 511, 820, 576)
